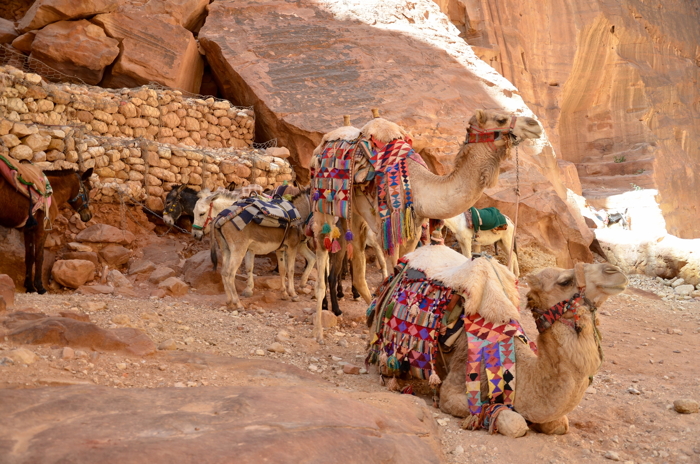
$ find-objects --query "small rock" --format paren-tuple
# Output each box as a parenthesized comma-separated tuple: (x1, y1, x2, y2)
(342, 364, 361, 375)
(331, 356, 342, 362)
(173, 382, 186, 388)
(320, 311, 337, 328)
(183, 337, 195, 345)
(603, 450, 621, 461)
(158, 339, 177, 351)
(158, 364, 168, 371)
(275, 330, 291, 343)
(267, 342, 286, 353)
(116, 363, 127, 370)
(8, 348, 38, 365)
(337, 339, 348, 348)
(308, 364, 318, 372)
(111, 314, 130, 326)
(453, 445, 464, 456)
(667, 328, 683, 335)
(585, 386, 597, 395)
(627, 387, 641, 395)
(61, 347, 75, 359)
(436, 418, 449, 426)
(671, 278, 685, 288)
(254, 349, 265, 356)
(75, 350, 88, 359)
(674, 284, 695, 296)
(68, 242, 93, 252)
(673, 399, 699, 414)
(80, 301, 107, 312)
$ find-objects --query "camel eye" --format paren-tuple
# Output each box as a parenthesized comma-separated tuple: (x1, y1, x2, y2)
(558, 279, 573, 287)
(497, 118, 507, 125)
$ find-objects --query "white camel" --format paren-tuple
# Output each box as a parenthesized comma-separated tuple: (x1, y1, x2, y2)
(443, 212, 519, 276)
(311, 109, 543, 340)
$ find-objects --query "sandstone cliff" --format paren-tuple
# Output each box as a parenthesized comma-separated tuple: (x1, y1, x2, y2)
(434, 0, 700, 239)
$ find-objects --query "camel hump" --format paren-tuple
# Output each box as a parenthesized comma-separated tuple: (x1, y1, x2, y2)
(403, 245, 520, 324)
(360, 117, 409, 143)
(312, 126, 362, 157)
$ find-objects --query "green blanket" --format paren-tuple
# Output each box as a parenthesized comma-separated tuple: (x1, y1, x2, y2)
(470, 207, 507, 233)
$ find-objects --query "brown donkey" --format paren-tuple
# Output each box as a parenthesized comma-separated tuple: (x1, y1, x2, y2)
(0, 168, 94, 293)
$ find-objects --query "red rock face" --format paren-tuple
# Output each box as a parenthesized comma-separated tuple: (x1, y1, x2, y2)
(17, 0, 120, 33)
(436, 0, 700, 238)
(29, 20, 120, 85)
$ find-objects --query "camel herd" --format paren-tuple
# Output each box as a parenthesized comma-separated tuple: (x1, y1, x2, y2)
(157, 108, 630, 438)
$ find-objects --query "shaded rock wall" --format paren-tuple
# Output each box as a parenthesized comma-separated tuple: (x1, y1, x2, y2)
(435, 0, 700, 238)
(199, 0, 594, 267)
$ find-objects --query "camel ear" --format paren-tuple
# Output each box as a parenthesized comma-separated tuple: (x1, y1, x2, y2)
(475, 109, 487, 126)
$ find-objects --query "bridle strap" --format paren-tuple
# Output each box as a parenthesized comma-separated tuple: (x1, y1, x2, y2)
(463, 115, 518, 146)
(68, 172, 89, 213)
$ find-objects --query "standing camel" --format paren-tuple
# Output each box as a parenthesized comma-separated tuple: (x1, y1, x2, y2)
(0, 165, 93, 293)
(443, 212, 519, 276)
(311, 109, 542, 340)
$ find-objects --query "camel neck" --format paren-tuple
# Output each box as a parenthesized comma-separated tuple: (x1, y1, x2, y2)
(408, 142, 507, 219)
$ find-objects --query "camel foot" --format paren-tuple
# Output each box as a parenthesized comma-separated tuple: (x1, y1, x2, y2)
(280, 294, 290, 301)
(241, 289, 253, 298)
(495, 410, 528, 438)
(227, 302, 244, 310)
(291, 295, 300, 302)
(530, 416, 569, 435)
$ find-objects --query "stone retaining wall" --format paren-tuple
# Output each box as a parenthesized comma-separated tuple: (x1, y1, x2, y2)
(0, 65, 294, 211)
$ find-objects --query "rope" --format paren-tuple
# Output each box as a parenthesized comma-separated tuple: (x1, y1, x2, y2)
(115, 189, 189, 235)
(507, 144, 520, 271)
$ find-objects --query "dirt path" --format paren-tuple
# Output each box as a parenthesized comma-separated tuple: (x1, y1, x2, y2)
(1, 269, 698, 463)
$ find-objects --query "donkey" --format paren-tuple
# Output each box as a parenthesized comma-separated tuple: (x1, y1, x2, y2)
(0, 167, 93, 293)
(163, 185, 199, 228)
(192, 188, 313, 308)
(443, 212, 519, 276)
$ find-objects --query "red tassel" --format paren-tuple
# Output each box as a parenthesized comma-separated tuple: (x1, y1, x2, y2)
(346, 242, 353, 259)
(323, 237, 332, 250)
(331, 239, 341, 253)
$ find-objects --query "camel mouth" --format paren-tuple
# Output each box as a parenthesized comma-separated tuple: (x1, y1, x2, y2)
(521, 128, 542, 139)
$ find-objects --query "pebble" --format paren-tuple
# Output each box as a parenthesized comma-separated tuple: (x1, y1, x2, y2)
(275, 330, 291, 343)
(453, 445, 464, 456)
(7, 348, 38, 365)
(342, 364, 360, 375)
(254, 349, 265, 356)
(667, 328, 683, 335)
(173, 382, 186, 388)
(337, 339, 348, 348)
(603, 450, 621, 461)
(116, 363, 127, 370)
(80, 301, 107, 312)
(627, 387, 641, 395)
(158, 339, 177, 351)
(331, 356, 342, 361)
(673, 399, 699, 414)
(61, 347, 75, 360)
(585, 386, 597, 395)
(436, 418, 449, 426)
(308, 364, 318, 372)
(267, 342, 286, 353)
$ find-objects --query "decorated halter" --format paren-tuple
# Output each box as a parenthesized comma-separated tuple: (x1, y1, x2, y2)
(164, 186, 186, 216)
(68, 172, 91, 216)
(464, 115, 519, 149)
(533, 263, 589, 334)
(191, 200, 215, 231)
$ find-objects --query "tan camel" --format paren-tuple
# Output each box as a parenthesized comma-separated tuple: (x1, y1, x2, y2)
(435, 253, 628, 437)
(312, 110, 543, 340)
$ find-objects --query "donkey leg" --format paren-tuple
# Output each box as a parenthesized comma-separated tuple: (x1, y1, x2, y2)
(241, 251, 255, 298)
(276, 249, 290, 300)
(285, 245, 300, 301)
(328, 251, 343, 316)
(216, 230, 235, 306)
(33, 224, 48, 294)
(224, 247, 247, 309)
(22, 227, 37, 293)
(299, 240, 315, 287)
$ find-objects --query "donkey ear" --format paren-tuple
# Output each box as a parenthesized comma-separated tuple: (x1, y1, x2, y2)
(474, 109, 487, 126)
(176, 184, 186, 193)
(81, 167, 94, 180)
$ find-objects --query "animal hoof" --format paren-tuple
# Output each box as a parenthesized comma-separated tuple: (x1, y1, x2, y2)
(37, 287, 47, 295)
(241, 289, 253, 298)
(291, 296, 300, 302)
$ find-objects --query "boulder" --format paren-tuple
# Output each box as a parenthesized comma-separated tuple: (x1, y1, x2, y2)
(99, 244, 132, 267)
(148, 266, 176, 284)
(117, 0, 209, 31)
(0, 18, 18, 44)
(1, 311, 156, 356)
(11, 31, 35, 53)
(28, 20, 120, 85)
(158, 277, 188, 296)
(0, 383, 441, 463)
(128, 259, 156, 275)
(17, 0, 120, 33)
(0, 274, 15, 309)
(0, 228, 25, 287)
(51, 259, 96, 289)
(107, 269, 132, 288)
(62, 251, 100, 268)
(183, 250, 223, 294)
(6, 348, 39, 365)
(93, 12, 203, 93)
(76, 224, 135, 245)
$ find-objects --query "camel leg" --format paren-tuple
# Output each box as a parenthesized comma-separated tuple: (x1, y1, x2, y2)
(313, 246, 329, 341)
(241, 251, 255, 298)
(366, 229, 388, 278)
(350, 222, 372, 304)
(530, 416, 569, 435)
(299, 240, 316, 287)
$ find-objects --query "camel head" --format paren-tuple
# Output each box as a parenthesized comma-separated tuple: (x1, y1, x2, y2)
(467, 109, 543, 147)
(525, 263, 628, 312)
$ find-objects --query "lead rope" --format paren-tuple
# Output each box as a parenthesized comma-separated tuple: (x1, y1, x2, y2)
(507, 143, 519, 271)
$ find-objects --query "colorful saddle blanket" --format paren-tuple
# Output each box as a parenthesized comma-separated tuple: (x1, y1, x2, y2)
(366, 258, 454, 381)
(312, 136, 428, 255)
(213, 195, 301, 231)
(468, 207, 507, 233)
(0, 153, 52, 226)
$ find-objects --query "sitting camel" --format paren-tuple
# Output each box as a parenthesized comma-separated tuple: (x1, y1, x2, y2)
(367, 245, 627, 437)
(443, 209, 519, 276)
(192, 188, 311, 309)
(312, 109, 542, 340)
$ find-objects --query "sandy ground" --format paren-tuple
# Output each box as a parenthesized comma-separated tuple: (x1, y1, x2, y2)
(1, 261, 699, 464)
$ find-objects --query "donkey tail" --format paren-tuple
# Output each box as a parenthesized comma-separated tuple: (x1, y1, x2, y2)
(210, 229, 220, 271)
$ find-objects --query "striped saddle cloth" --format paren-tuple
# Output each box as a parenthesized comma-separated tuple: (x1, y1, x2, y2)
(214, 195, 301, 231)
